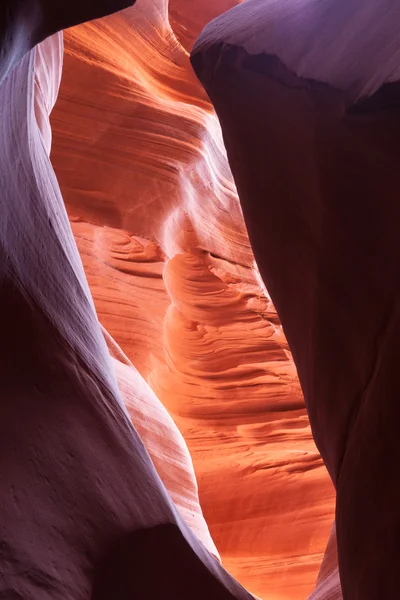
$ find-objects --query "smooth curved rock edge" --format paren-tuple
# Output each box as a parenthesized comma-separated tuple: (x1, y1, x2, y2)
(50, 2, 336, 597)
(192, 21, 400, 600)
(193, 0, 400, 102)
(0, 5, 252, 600)
(0, 0, 136, 86)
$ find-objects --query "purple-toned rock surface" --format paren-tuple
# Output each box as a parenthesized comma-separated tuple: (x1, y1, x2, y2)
(0, 3, 253, 598)
(192, 2, 400, 598)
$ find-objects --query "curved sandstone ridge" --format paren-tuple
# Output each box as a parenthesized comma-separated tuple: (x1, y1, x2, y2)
(0, 0, 135, 86)
(104, 325, 219, 558)
(49, 1, 335, 599)
(0, 19, 257, 600)
(192, 1, 400, 598)
(193, 0, 400, 102)
(1, 0, 369, 598)
(308, 524, 341, 600)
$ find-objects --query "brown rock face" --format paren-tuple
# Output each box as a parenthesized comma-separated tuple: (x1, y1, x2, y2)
(191, 1, 400, 598)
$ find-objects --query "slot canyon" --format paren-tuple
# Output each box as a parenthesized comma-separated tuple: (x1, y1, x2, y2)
(1, 1, 399, 599)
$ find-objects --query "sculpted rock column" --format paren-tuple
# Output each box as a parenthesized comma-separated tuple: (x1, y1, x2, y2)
(0, 2, 253, 599)
(192, 1, 400, 598)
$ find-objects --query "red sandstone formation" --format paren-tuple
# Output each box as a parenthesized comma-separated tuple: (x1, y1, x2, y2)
(0, 1, 253, 598)
(49, 1, 335, 598)
(5, 0, 398, 599)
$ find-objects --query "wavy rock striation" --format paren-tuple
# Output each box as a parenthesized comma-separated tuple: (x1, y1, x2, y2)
(0, 3, 251, 598)
(3, 0, 367, 598)
(50, 1, 335, 598)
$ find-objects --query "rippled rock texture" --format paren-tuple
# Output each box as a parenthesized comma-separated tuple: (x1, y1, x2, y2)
(2, 2, 254, 596)
(49, 1, 336, 598)
(5, 0, 384, 598)
(0, 0, 250, 597)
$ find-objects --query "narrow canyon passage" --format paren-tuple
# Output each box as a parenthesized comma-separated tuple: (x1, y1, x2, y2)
(49, 2, 335, 598)
(3, 0, 399, 599)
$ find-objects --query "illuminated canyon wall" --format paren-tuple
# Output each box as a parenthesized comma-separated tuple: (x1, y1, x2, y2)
(1, 2, 258, 598)
(4, 0, 400, 599)
(49, 2, 335, 599)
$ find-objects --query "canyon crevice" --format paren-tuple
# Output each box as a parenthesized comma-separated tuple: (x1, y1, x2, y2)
(2, 0, 398, 599)
(49, 2, 336, 597)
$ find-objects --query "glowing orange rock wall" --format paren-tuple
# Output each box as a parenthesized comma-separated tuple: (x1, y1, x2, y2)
(50, 1, 336, 598)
